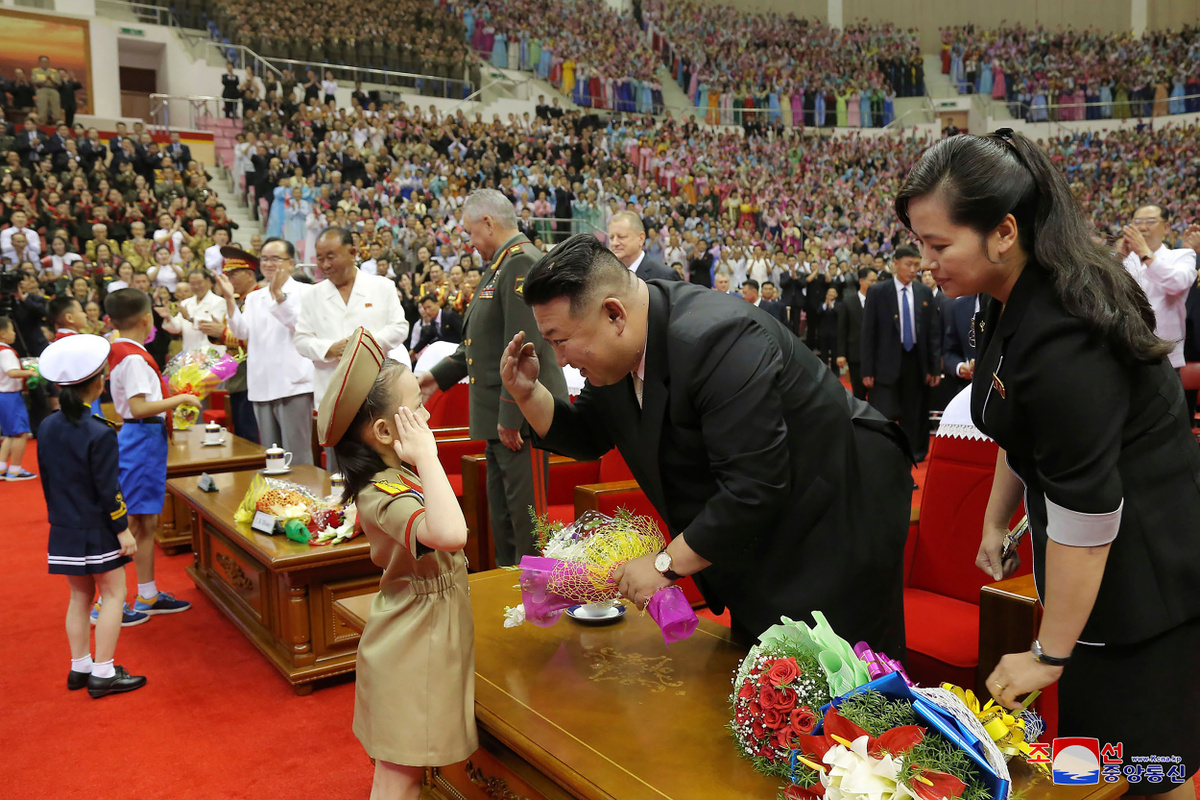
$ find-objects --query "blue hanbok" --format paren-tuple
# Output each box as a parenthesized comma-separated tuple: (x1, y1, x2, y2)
(1169, 80, 1186, 115)
(979, 63, 993, 95)
(1099, 84, 1113, 118)
(859, 93, 872, 127)
(491, 33, 507, 69)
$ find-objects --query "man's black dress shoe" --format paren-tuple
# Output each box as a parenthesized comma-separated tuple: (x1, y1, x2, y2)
(87, 666, 147, 698)
(67, 670, 90, 691)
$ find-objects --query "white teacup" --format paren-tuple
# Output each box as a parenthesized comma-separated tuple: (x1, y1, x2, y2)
(265, 444, 292, 471)
(204, 423, 227, 445)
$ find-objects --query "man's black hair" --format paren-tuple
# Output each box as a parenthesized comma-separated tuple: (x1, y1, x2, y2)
(858, 266, 877, 281)
(48, 295, 81, 326)
(522, 233, 630, 315)
(742, 278, 760, 291)
(893, 245, 921, 261)
(104, 288, 151, 328)
(263, 236, 296, 260)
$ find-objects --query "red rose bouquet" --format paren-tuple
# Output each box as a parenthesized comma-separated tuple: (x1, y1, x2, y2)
(729, 634, 833, 778)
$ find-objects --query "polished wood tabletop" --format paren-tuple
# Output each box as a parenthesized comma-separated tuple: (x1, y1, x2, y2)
(167, 426, 267, 477)
(457, 571, 1122, 800)
(168, 465, 370, 569)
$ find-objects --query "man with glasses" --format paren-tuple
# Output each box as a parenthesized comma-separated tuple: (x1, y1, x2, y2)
(218, 238, 316, 464)
(1121, 205, 1198, 370)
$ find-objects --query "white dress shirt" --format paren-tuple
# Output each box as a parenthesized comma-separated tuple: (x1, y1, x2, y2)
(294, 272, 410, 403)
(1, 227, 42, 264)
(204, 244, 226, 274)
(894, 278, 916, 329)
(109, 339, 164, 418)
(627, 250, 645, 274)
(0, 345, 23, 393)
(747, 257, 772, 286)
(227, 279, 315, 402)
(1123, 244, 1198, 368)
(168, 290, 228, 352)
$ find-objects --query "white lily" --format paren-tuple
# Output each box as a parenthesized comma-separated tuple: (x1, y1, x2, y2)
(503, 604, 527, 628)
(820, 735, 921, 800)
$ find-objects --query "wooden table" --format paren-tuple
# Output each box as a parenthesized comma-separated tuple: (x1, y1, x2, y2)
(158, 427, 267, 554)
(171, 465, 380, 694)
(335, 572, 1124, 800)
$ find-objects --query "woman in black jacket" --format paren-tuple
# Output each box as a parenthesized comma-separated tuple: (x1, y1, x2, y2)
(896, 129, 1199, 798)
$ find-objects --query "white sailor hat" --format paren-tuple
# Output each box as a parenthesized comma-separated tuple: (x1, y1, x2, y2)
(39, 334, 111, 385)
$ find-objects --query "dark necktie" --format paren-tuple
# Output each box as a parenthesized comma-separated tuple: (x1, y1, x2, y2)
(901, 286, 915, 351)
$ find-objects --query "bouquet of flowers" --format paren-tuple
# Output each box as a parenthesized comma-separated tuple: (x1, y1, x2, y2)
(730, 613, 1043, 800)
(503, 510, 699, 647)
(233, 474, 358, 545)
(162, 345, 243, 429)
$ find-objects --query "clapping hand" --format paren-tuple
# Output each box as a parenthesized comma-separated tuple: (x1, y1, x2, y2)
(1121, 224, 1151, 259)
(1184, 223, 1200, 254)
(213, 271, 235, 299)
(196, 317, 226, 338)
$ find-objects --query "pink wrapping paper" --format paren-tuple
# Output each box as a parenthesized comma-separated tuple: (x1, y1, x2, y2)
(853, 641, 913, 686)
(518, 555, 698, 647)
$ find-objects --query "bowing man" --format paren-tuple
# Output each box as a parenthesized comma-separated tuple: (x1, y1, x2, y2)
(498, 234, 912, 654)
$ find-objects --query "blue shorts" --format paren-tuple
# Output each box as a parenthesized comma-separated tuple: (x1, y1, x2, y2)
(117, 421, 168, 515)
(0, 391, 30, 436)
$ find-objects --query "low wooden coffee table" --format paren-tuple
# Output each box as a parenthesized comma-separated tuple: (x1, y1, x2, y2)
(158, 427, 267, 554)
(337, 573, 1125, 800)
(171, 465, 380, 694)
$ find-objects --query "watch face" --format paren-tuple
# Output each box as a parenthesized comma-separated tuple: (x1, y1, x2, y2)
(654, 551, 671, 572)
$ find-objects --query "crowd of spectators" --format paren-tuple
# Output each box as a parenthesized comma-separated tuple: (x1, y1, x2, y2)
(0, 113, 244, 365)
(644, 1, 923, 127)
(202, 0, 478, 97)
(941, 23, 1200, 121)
(443, 0, 665, 112)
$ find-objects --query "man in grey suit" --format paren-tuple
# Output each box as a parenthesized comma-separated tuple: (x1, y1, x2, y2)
(607, 211, 682, 282)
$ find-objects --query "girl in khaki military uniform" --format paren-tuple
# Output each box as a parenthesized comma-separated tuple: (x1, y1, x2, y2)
(318, 328, 476, 800)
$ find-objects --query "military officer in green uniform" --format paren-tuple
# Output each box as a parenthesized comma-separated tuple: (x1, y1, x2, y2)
(420, 190, 567, 567)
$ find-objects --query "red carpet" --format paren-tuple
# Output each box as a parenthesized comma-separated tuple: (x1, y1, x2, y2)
(3, 442, 371, 800)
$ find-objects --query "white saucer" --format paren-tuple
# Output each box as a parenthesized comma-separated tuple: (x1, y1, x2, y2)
(262, 467, 292, 475)
(565, 602, 626, 625)
(200, 439, 227, 447)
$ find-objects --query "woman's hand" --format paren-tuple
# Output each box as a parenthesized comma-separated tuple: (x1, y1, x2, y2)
(391, 406, 437, 467)
(976, 521, 1021, 581)
(986, 650, 1063, 711)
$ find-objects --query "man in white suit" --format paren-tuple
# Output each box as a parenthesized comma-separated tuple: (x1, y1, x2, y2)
(295, 227, 409, 469)
(218, 239, 316, 464)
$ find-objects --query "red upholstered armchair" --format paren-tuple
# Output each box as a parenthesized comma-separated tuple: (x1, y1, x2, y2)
(426, 383, 470, 438)
(904, 432, 1032, 694)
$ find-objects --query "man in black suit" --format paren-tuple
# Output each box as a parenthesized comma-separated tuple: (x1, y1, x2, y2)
(79, 127, 106, 172)
(941, 294, 979, 394)
(836, 266, 877, 399)
(741, 278, 787, 323)
(166, 131, 192, 168)
(499, 234, 911, 653)
(607, 211, 682, 282)
(861, 245, 942, 461)
(44, 123, 69, 171)
(814, 287, 841, 369)
(14, 118, 46, 167)
(412, 293, 463, 351)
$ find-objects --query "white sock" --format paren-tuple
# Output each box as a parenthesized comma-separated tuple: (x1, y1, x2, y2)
(92, 659, 115, 679)
(71, 655, 93, 674)
(0, 462, 7, 472)
(137, 581, 158, 600)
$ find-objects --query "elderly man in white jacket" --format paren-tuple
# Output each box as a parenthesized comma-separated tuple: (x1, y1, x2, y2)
(1121, 204, 1199, 370)
(294, 226, 409, 469)
(216, 240, 316, 464)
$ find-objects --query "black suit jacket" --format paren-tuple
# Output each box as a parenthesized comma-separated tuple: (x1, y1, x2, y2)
(534, 281, 910, 651)
(167, 143, 192, 167)
(861, 279, 941, 384)
(759, 298, 787, 323)
(14, 130, 46, 166)
(413, 308, 464, 350)
(635, 254, 682, 282)
(942, 294, 977, 377)
(973, 266, 1200, 645)
(836, 290, 866, 363)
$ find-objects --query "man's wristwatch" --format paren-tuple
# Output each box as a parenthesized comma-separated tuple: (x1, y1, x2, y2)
(653, 546, 682, 581)
(1031, 639, 1071, 667)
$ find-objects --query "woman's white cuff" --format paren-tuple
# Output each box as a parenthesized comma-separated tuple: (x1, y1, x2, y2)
(1045, 497, 1122, 546)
